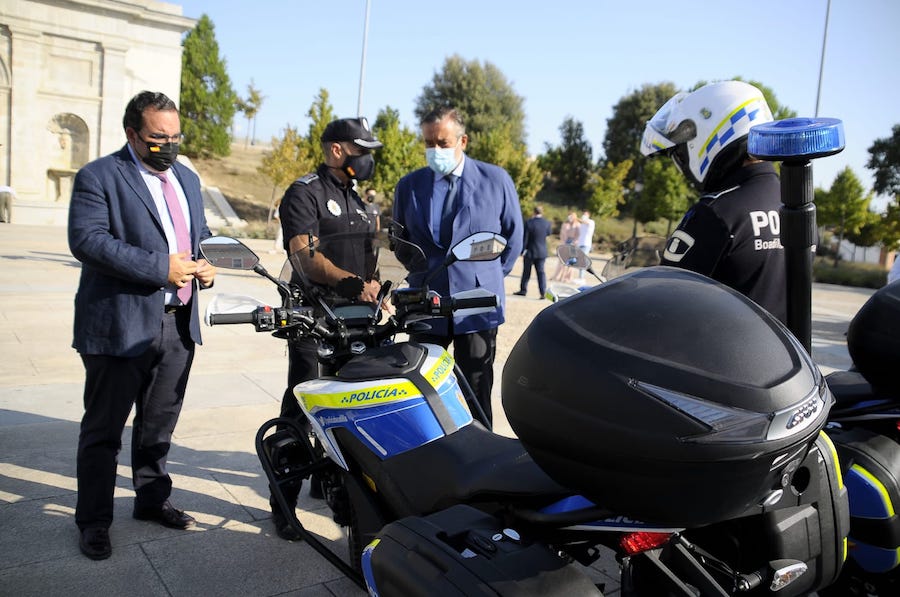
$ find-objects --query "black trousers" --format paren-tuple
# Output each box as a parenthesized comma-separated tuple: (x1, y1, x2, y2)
(520, 255, 547, 296)
(410, 326, 498, 426)
(75, 308, 194, 530)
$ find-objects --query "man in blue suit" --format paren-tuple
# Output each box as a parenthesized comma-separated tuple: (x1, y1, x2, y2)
(393, 107, 523, 425)
(68, 91, 217, 560)
(514, 205, 553, 298)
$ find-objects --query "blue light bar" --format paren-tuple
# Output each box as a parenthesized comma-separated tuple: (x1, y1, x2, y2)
(748, 117, 845, 161)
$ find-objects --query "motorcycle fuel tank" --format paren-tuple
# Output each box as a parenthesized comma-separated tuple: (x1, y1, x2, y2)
(294, 342, 473, 470)
(502, 267, 832, 527)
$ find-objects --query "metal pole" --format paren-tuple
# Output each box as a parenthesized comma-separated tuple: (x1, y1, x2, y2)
(781, 161, 816, 353)
(815, 0, 831, 117)
(357, 0, 371, 117)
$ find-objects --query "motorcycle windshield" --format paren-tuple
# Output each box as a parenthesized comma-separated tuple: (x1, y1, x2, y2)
(282, 229, 427, 302)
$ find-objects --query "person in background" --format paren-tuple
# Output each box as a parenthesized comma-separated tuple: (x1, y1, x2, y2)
(68, 91, 217, 561)
(514, 204, 553, 299)
(392, 106, 522, 426)
(364, 187, 381, 232)
(272, 117, 383, 540)
(641, 80, 787, 324)
(888, 254, 900, 285)
(0, 184, 15, 222)
(551, 212, 580, 282)
(575, 211, 595, 282)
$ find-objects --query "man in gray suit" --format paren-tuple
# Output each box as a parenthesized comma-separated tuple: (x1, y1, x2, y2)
(68, 91, 217, 560)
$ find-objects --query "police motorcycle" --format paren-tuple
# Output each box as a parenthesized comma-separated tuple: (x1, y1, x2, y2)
(818, 280, 900, 596)
(200, 230, 847, 596)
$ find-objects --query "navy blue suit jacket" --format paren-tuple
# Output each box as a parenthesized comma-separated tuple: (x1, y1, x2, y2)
(68, 145, 211, 357)
(393, 157, 523, 335)
(523, 215, 552, 260)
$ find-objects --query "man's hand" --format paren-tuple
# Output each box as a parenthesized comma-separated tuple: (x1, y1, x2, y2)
(168, 251, 197, 288)
(195, 258, 217, 288)
(360, 279, 381, 303)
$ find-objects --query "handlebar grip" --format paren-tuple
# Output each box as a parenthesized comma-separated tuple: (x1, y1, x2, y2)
(208, 312, 255, 325)
(452, 296, 498, 310)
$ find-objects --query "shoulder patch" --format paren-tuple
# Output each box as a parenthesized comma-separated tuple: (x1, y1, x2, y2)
(295, 173, 319, 185)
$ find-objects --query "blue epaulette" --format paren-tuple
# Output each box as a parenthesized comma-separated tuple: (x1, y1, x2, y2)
(295, 173, 319, 185)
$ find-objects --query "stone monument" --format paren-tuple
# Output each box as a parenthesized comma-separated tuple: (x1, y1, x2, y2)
(0, 1, 195, 225)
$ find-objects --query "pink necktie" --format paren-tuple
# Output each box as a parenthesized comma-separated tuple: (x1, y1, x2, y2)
(156, 172, 192, 305)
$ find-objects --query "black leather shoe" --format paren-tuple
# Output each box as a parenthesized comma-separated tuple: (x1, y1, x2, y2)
(513, 290, 527, 296)
(79, 527, 112, 560)
(272, 508, 302, 541)
(133, 500, 195, 529)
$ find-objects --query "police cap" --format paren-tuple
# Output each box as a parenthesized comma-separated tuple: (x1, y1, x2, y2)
(321, 117, 383, 149)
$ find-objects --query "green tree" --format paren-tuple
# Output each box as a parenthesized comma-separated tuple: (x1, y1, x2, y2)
(475, 123, 543, 218)
(638, 158, 693, 235)
(414, 55, 537, 215)
(303, 88, 335, 168)
(587, 160, 632, 220)
(258, 124, 312, 209)
(878, 200, 900, 251)
(237, 80, 265, 148)
(258, 88, 335, 218)
(371, 107, 425, 212)
(816, 167, 874, 266)
(179, 14, 237, 158)
(539, 116, 593, 195)
(867, 124, 900, 197)
(845, 210, 882, 262)
(602, 82, 679, 233)
(603, 82, 679, 174)
(414, 55, 526, 148)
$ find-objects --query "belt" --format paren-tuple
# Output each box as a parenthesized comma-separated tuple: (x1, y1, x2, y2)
(164, 305, 187, 314)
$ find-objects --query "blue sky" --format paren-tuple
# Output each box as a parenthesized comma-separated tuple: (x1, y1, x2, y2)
(174, 0, 899, 204)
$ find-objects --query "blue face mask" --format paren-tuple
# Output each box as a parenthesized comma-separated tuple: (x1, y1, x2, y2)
(426, 146, 459, 175)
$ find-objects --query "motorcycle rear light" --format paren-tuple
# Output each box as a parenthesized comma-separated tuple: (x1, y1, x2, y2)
(619, 531, 671, 555)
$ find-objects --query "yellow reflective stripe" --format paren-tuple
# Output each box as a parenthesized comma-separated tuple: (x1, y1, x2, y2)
(850, 463, 896, 517)
(696, 96, 763, 159)
(299, 380, 420, 410)
(818, 430, 844, 489)
(818, 432, 848, 563)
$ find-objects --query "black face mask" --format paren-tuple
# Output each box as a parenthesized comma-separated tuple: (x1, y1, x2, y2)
(342, 152, 375, 181)
(142, 141, 180, 171)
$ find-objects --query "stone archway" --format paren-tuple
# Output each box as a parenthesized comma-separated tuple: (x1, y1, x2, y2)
(46, 113, 88, 202)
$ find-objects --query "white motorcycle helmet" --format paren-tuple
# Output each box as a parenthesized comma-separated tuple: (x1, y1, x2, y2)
(641, 81, 774, 191)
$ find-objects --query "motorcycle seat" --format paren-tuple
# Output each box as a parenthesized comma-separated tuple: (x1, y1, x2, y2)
(335, 422, 571, 519)
(826, 370, 894, 407)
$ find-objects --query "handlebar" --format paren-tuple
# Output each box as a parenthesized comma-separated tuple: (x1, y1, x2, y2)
(208, 287, 498, 354)
(208, 312, 256, 325)
(208, 305, 314, 334)
(449, 296, 498, 310)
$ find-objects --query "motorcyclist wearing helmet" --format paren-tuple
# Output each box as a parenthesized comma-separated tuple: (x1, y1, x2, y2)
(641, 80, 787, 324)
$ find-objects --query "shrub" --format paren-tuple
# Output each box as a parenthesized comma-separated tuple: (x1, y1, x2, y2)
(813, 258, 887, 289)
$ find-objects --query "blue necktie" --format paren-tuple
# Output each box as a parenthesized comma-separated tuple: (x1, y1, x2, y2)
(439, 174, 458, 247)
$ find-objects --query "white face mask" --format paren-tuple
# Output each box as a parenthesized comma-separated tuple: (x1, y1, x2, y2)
(425, 145, 459, 175)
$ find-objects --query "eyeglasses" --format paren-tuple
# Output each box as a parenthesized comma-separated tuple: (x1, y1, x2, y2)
(141, 131, 185, 144)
